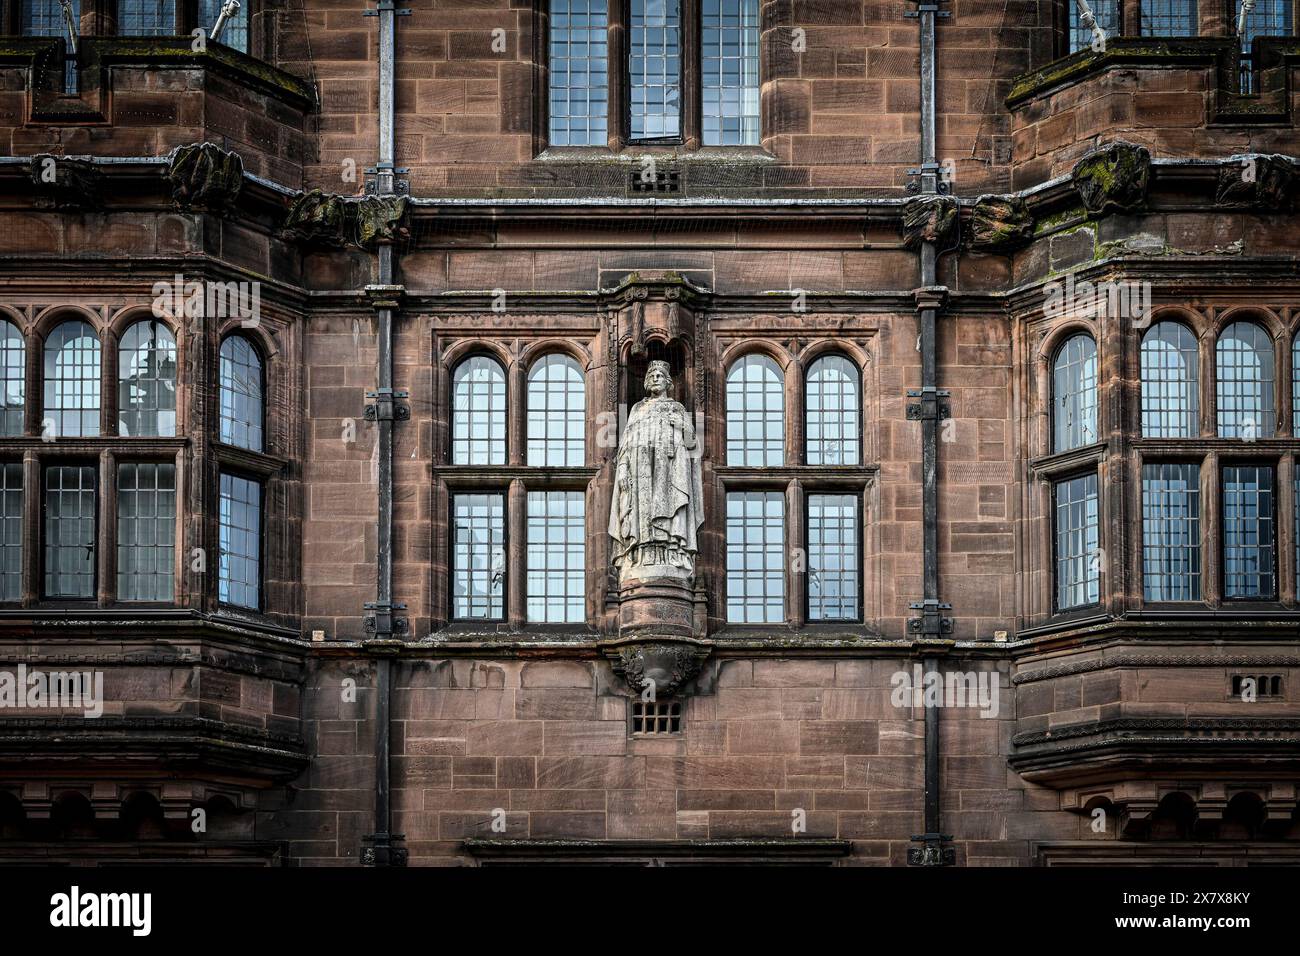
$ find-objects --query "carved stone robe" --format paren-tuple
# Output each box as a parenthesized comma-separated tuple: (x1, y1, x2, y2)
(608, 395, 704, 579)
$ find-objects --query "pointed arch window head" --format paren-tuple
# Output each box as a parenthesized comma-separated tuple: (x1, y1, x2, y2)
(1140, 321, 1199, 438)
(527, 354, 585, 467)
(219, 336, 264, 452)
(1051, 333, 1097, 453)
(1216, 321, 1275, 439)
(452, 355, 507, 466)
(726, 353, 784, 466)
(0, 321, 24, 437)
(43, 320, 101, 439)
(805, 354, 860, 466)
(119, 320, 177, 438)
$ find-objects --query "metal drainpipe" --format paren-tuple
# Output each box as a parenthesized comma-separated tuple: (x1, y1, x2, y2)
(360, 0, 409, 868)
(906, 0, 955, 868)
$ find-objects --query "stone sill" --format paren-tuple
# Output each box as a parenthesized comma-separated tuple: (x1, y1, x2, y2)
(463, 837, 852, 860)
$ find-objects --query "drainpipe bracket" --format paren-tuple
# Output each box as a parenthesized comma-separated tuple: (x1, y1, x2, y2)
(906, 163, 952, 194)
(361, 833, 409, 866)
(908, 833, 956, 866)
(904, 4, 951, 17)
(905, 387, 950, 422)
(365, 388, 411, 422)
(362, 1, 411, 14)
(364, 601, 409, 638)
(907, 600, 953, 637)
(913, 284, 949, 313)
(364, 282, 405, 310)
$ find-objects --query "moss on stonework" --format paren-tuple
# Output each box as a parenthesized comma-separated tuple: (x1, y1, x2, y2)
(1006, 37, 1231, 106)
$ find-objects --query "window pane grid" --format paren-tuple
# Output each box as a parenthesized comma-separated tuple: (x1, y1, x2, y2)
(1292, 335, 1300, 428)
(726, 354, 784, 466)
(549, 0, 609, 146)
(43, 321, 101, 439)
(726, 491, 784, 623)
(118, 0, 175, 35)
(0, 321, 25, 438)
(1054, 473, 1100, 610)
(1141, 0, 1197, 35)
(1141, 322, 1199, 438)
(1052, 334, 1098, 452)
(219, 472, 261, 609)
(0, 464, 22, 602)
(806, 355, 860, 465)
(200, 0, 249, 52)
(117, 463, 176, 602)
(1069, 0, 1118, 52)
(1216, 322, 1275, 439)
(527, 354, 585, 466)
(453, 493, 505, 620)
(219, 336, 264, 452)
(630, 0, 682, 140)
(452, 356, 506, 465)
(1142, 463, 1201, 602)
(1238, 0, 1292, 92)
(1223, 465, 1276, 599)
(808, 493, 858, 621)
(526, 491, 585, 623)
(702, 0, 760, 146)
(44, 465, 95, 599)
(22, 0, 80, 91)
(119, 320, 178, 438)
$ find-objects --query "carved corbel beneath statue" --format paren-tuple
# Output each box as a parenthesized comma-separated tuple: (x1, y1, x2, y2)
(602, 636, 712, 699)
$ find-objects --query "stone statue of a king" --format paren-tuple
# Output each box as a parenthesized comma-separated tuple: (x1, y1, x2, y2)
(608, 360, 704, 582)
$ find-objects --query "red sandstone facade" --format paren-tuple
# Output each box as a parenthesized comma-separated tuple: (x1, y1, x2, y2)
(0, 0, 1297, 866)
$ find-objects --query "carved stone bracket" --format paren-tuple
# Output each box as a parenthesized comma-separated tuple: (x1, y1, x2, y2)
(167, 142, 244, 214)
(281, 190, 410, 250)
(602, 637, 712, 699)
(28, 155, 102, 210)
(967, 194, 1035, 250)
(1072, 141, 1151, 217)
(901, 194, 959, 250)
(1215, 153, 1296, 208)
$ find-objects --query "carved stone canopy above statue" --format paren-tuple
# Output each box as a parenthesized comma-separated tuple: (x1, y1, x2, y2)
(607, 271, 710, 361)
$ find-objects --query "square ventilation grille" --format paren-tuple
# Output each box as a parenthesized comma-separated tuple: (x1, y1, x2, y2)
(629, 165, 681, 194)
(631, 699, 683, 735)
(1230, 674, 1283, 698)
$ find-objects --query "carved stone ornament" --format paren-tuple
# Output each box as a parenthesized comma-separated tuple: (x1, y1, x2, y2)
(1214, 153, 1296, 209)
(609, 640, 710, 698)
(901, 194, 959, 250)
(29, 154, 102, 210)
(282, 190, 410, 250)
(1071, 141, 1151, 217)
(968, 194, 1035, 250)
(167, 142, 244, 213)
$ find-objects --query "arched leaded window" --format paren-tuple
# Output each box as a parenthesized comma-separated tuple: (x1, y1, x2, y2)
(118, 320, 177, 438)
(43, 320, 101, 438)
(805, 354, 860, 466)
(0, 321, 24, 437)
(526, 354, 585, 467)
(726, 353, 783, 466)
(1051, 334, 1097, 453)
(1140, 322, 1199, 438)
(452, 355, 506, 465)
(1216, 322, 1275, 439)
(218, 336, 264, 452)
